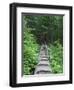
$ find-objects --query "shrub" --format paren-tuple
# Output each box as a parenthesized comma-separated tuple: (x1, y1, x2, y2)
(48, 41, 63, 74)
(23, 28, 40, 75)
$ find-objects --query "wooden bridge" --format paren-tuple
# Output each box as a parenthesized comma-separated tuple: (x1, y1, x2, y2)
(34, 44, 52, 74)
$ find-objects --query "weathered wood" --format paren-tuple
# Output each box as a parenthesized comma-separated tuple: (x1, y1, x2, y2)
(34, 44, 52, 74)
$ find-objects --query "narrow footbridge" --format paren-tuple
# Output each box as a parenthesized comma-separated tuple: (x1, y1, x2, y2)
(34, 44, 52, 74)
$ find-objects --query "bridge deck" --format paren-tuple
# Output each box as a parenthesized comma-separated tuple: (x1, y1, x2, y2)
(34, 44, 52, 74)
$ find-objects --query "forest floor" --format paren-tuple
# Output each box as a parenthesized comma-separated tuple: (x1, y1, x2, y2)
(34, 44, 52, 74)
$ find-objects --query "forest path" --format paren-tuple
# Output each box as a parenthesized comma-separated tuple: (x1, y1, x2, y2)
(34, 44, 52, 74)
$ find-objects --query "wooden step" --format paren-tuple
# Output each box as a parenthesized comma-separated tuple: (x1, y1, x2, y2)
(40, 55, 48, 58)
(35, 65, 52, 72)
(36, 70, 52, 74)
(41, 59, 48, 61)
(38, 64, 49, 66)
(34, 44, 52, 74)
(39, 60, 49, 65)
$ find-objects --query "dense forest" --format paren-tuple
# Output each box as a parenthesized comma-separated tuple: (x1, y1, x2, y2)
(22, 14, 63, 75)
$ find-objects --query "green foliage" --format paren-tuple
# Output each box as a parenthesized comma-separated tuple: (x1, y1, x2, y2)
(48, 41, 63, 73)
(23, 28, 40, 75)
(24, 15, 63, 44)
(22, 15, 63, 75)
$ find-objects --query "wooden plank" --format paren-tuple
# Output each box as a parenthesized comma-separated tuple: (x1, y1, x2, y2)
(34, 44, 52, 74)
